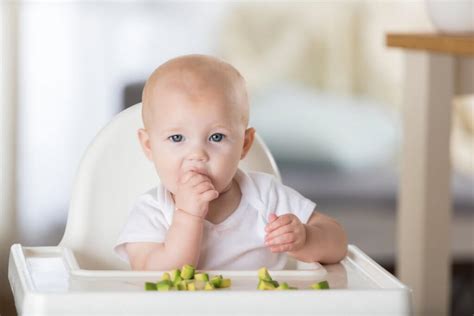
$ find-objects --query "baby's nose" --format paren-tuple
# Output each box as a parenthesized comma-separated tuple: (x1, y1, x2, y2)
(187, 146, 209, 162)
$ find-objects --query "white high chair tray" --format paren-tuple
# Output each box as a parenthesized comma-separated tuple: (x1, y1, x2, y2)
(9, 244, 412, 315)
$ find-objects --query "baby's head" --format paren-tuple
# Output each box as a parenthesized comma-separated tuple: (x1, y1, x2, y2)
(138, 54, 255, 195)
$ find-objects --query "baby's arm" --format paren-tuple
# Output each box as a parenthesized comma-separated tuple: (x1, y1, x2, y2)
(126, 171, 218, 270)
(265, 211, 347, 264)
(126, 210, 205, 270)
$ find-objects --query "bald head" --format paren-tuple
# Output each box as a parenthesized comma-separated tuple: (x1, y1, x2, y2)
(141, 54, 249, 130)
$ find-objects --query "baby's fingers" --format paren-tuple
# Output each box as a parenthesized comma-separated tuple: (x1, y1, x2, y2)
(268, 213, 278, 223)
(200, 188, 219, 201)
(265, 232, 295, 247)
(189, 174, 212, 187)
(195, 181, 215, 194)
(269, 242, 296, 253)
(265, 224, 292, 243)
(180, 171, 196, 184)
(265, 214, 293, 233)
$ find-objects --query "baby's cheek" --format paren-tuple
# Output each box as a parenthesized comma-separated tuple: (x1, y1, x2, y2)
(156, 169, 179, 194)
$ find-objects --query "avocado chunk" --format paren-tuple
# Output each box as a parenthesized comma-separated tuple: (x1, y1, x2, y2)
(161, 272, 171, 281)
(170, 269, 181, 283)
(177, 280, 188, 291)
(204, 282, 215, 290)
(194, 272, 209, 281)
(220, 278, 231, 288)
(187, 281, 197, 291)
(258, 267, 272, 282)
(210, 275, 223, 288)
(145, 282, 157, 291)
(257, 280, 276, 290)
(310, 280, 330, 290)
(276, 282, 290, 290)
(172, 275, 183, 286)
(156, 280, 173, 291)
(181, 264, 195, 280)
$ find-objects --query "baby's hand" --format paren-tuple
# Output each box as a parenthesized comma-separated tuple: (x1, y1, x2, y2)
(264, 214, 306, 253)
(174, 171, 219, 218)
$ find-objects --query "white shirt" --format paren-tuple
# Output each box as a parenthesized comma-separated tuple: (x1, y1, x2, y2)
(114, 168, 316, 270)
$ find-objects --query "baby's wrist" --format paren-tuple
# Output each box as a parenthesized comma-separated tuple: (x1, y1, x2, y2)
(175, 208, 206, 221)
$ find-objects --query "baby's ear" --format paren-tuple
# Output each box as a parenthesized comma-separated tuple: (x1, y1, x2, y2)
(137, 128, 153, 161)
(240, 127, 256, 159)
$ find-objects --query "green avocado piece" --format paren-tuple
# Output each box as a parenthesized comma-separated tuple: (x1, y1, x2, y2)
(210, 275, 223, 288)
(187, 281, 197, 291)
(145, 282, 157, 291)
(258, 267, 272, 282)
(161, 272, 171, 281)
(310, 280, 330, 290)
(204, 281, 215, 290)
(173, 276, 183, 286)
(177, 280, 188, 291)
(194, 272, 209, 281)
(257, 280, 276, 290)
(156, 280, 173, 291)
(170, 269, 181, 282)
(193, 280, 206, 290)
(276, 282, 289, 290)
(220, 278, 231, 288)
(181, 264, 195, 280)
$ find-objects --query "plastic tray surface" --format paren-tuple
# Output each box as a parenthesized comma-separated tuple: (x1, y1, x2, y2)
(9, 244, 412, 315)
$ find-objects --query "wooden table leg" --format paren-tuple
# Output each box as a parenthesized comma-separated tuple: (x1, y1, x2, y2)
(397, 51, 454, 316)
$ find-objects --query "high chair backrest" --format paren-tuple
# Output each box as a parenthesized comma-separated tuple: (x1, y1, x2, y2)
(59, 103, 281, 270)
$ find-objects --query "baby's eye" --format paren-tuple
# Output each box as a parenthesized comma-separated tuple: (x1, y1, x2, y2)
(169, 134, 184, 143)
(209, 133, 225, 142)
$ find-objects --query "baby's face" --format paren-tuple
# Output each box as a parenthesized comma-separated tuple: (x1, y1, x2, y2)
(140, 85, 253, 195)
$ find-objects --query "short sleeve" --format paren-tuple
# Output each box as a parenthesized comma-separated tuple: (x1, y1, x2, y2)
(113, 192, 170, 263)
(267, 179, 316, 225)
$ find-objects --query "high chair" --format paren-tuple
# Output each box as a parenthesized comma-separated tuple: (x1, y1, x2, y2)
(9, 103, 412, 315)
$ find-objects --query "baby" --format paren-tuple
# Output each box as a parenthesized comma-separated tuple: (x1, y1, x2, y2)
(114, 54, 347, 270)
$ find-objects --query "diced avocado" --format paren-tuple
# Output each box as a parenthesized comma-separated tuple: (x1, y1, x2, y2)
(187, 281, 197, 291)
(258, 267, 272, 282)
(310, 280, 330, 290)
(194, 280, 206, 290)
(172, 276, 183, 286)
(177, 280, 188, 291)
(156, 280, 173, 291)
(257, 280, 276, 290)
(271, 280, 279, 287)
(204, 282, 215, 290)
(210, 275, 223, 288)
(161, 272, 171, 281)
(170, 269, 181, 282)
(145, 282, 157, 291)
(181, 264, 195, 280)
(276, 282, 289, 290)
(220, 278, 231, 288)
(194, 272, 209, 281)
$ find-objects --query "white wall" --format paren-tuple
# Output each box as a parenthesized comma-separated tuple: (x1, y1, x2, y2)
(16, 2, 230, 246)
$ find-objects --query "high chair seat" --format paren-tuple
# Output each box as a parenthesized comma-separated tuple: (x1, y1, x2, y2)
(58, 103, 281, 270)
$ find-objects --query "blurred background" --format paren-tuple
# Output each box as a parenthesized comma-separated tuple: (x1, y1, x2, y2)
(1, 1, 473, 315)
